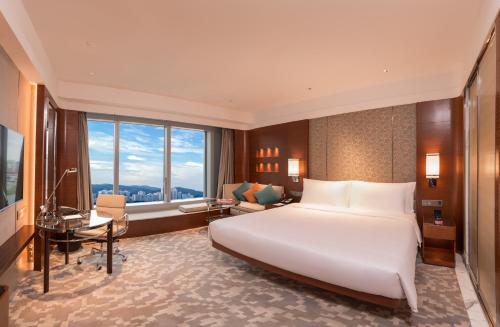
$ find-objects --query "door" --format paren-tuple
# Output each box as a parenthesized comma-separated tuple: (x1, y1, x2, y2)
(477, 34, 496, 325)
(468, 73, 478, 283)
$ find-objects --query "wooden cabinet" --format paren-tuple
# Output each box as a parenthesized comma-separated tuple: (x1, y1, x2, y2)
(422, 217, 456, 268)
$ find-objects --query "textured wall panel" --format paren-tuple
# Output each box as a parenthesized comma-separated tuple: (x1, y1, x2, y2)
(393, 104, 417, 182)
(309, 118, 328, 180)
(326, 107, 393, 182)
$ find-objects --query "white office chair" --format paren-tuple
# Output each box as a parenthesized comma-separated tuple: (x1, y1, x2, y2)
(76, 194, 129, 270)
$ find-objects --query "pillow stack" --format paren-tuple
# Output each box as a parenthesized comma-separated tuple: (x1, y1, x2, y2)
(232, 181, 281, 205)
(300, 178, 416, 214)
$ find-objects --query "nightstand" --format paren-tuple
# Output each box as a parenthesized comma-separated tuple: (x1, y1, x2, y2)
(422, 216, 456, 268)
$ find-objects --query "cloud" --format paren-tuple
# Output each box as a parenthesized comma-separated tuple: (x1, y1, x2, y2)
(127, 155, 145, 161)
(185, 161, 203, 168)
(90, 160, 113, 171)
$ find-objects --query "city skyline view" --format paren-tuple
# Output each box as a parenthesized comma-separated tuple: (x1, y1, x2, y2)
(88, 120, 206, 203)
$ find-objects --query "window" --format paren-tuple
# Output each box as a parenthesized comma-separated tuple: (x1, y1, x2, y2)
(88, 120, 115, 204)
(119, 123, 165, 203)
(170, 127, 206, 200)
(87, 116, 213, 206)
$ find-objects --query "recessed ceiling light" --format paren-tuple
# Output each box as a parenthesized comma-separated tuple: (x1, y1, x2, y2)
(86, 41, 96, 47)
(307, 87, 312, 91)
(383, 68, 389, 73)
(89, 72, 95, 76)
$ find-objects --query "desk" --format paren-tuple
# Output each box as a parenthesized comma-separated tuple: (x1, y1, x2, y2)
(36, 210, 113, 293)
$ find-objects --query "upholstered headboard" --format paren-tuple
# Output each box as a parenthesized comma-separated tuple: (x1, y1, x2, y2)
(309, 104, 416, 183)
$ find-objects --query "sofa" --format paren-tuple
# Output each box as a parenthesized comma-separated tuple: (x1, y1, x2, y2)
(223, 183, 284, 215)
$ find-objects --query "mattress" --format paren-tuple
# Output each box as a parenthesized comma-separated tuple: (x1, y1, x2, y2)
(208, 203, 421, 311)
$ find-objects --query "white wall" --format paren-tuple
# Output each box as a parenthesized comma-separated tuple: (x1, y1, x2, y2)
(0, 44, 34, 246)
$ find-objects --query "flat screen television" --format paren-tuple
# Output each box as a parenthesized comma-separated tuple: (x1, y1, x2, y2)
(0, 124, 24, 211)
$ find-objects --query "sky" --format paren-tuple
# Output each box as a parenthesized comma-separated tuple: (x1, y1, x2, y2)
(88, 120, 205, 192)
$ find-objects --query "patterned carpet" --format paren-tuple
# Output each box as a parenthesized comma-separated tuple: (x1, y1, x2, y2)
(10, 228, 470, 326)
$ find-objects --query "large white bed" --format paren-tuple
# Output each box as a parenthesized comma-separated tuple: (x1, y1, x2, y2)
(208, 179, 421, 312)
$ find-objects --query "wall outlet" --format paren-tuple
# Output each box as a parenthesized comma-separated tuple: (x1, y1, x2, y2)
(422, 199, 443, 207)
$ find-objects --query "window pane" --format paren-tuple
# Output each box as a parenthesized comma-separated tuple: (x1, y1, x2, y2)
(119, 123, 165, 203)
(170, 127, 205, 200)
(88, 120, 115, 204)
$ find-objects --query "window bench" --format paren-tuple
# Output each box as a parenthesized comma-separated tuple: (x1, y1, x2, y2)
(124, 207, 229, 238)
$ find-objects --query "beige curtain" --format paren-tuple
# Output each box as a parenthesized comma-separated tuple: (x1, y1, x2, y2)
(77, 112, 93, 210)
(217, 129, 234, 198)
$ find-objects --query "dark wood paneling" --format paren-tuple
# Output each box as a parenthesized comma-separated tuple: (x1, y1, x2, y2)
(212, 240, 401, 309)
(0, 225, 35, 276)
(55, 109, 79, 209)
(234, 130, 249, 183)
(247, 120, 309, 195)
(416, 97, 464, 253)
(33, 85, 58, 271)
(123, 210, 228, 238)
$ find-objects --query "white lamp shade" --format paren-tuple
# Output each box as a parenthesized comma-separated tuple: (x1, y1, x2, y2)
(426, 153, 440, 178)
(288, 159, 300, 177)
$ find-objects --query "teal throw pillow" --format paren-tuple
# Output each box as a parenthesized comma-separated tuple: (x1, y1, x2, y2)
(232, 181, 250, 201)
(254, 184, 281, 205)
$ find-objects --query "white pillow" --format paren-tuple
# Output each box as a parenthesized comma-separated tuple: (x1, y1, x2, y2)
(350, 181, 413, 214)
(405, 182, 416, 213)
(300, 179, 350, 208)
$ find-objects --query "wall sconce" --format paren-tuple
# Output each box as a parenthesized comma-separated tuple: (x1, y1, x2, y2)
(288, 159, 300, 182)
(426, 153, 439, 188)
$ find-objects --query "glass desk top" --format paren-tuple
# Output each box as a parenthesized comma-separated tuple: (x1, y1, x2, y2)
(36, 210, 113, 233)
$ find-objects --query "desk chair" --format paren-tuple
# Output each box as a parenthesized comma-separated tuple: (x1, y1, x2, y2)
(76, 194, 129, 270)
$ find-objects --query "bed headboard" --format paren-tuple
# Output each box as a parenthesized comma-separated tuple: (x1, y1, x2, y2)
(309, 104, 416, 183)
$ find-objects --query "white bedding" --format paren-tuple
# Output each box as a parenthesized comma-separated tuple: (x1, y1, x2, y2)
(208, 203, 421, 312)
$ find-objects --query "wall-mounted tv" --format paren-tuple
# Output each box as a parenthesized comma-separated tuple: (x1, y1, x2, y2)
(0, 124, 24, 211)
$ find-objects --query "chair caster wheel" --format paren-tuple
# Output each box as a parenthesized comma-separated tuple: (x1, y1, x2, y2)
(77, 260, 82, 265)
(122, 257, 127, 262)
(96, 266, 102, 271)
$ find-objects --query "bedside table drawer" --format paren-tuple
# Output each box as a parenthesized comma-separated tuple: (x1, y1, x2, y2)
(423, 224, 455, 240)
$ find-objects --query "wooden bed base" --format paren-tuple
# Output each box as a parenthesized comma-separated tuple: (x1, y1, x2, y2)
(212, 241, 402, 309)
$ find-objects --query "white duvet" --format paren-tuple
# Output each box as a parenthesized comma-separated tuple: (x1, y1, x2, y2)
(208, 203, 421, 312)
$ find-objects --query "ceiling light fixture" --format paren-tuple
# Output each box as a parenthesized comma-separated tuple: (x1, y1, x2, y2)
(383, 69, 389, 73)
(85, 41, 96, 47)
(89, 72, 95, 76)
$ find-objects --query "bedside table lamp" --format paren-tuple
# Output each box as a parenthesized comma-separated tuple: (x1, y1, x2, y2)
(426, 153, 439, 188)
(288, 159, 300, 182)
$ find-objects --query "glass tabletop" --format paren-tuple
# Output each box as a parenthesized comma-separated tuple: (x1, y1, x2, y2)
(207, 198, 239, 209)
(36, 210, 113, 233)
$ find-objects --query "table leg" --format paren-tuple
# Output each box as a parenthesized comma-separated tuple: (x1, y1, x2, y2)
(106, 222, 112, 274)
(65, 232, 69, 265)
(43, 230, 50, 293)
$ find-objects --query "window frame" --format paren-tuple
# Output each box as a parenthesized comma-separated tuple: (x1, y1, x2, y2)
(87, 113, 215, 211)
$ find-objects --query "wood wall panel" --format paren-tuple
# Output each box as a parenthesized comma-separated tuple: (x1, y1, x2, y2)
(393, 104, 417, 183)
(309, 118, 327, 180)
(234, 130, 249, 183)
(327, 107, 393, 182)
(55, 109, 79, 209)
(308, 105, 416, 183)
(247, 120, 309, 194)
(416, 97, 463, 252)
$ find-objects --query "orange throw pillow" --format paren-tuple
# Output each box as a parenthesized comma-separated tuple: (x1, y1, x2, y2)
(242, 184, 262, 203)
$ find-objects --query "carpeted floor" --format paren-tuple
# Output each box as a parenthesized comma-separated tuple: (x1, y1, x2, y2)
(10, 228, 470, 326)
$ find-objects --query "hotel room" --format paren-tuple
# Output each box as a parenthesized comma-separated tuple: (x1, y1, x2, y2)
(0, 1, 499, 326)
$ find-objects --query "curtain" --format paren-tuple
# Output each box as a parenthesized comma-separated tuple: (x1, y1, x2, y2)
(216, 129, 235, 198)
(76, 112, 93, 210)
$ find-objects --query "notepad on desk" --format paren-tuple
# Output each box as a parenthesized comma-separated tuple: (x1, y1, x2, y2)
(62, 214, 82, 221)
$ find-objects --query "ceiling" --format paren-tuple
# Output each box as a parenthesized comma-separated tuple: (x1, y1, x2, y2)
(12, 0, 500, 128)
